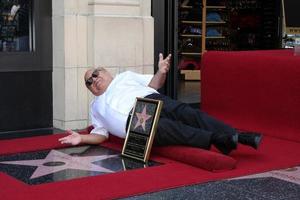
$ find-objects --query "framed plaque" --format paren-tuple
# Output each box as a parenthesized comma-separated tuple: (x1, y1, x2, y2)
(122, 97, 163, 163)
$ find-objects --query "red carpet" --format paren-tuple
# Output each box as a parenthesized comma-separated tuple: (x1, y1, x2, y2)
(201, 50, 300, 143)
(1, 132, 300, 200)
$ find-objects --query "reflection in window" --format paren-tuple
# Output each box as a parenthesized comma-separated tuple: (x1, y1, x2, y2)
(0, 0, 32, 52)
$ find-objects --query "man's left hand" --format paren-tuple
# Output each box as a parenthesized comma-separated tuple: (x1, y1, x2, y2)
(158, 53, 172, 74)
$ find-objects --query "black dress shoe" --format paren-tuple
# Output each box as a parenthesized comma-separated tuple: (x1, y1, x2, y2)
(238, 132, 262, 149)
(212, 133, 238, 155)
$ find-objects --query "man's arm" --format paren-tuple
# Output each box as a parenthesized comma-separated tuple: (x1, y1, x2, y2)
(58, 130, 107, 146)
(148, 53, 172, 90)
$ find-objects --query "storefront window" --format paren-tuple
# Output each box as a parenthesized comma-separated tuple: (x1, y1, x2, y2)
(0, 0, 32, 52)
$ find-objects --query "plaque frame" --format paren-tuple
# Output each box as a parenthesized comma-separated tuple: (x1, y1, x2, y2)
(122, 97, 163, 163)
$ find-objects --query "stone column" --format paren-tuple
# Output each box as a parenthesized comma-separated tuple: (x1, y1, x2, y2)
(52, 0, 154, 130)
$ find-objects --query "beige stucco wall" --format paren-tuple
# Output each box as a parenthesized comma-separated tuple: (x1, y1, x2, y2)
(52, 0, 154, 130)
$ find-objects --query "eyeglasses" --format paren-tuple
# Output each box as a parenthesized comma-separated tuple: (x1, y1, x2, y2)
(85, 68, 103, 86)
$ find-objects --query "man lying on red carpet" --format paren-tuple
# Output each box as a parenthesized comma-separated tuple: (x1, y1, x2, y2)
(59, 53, 262, 155)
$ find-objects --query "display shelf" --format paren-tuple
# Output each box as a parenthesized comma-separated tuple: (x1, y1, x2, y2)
(206, 36, 226, 39)
(207, 6, 226, 9)
(177, 1, 223, 102)
(206, 21, 226, 24)
(181, 20, 202, 24)
(180, 6, 193, 9)
(180, 34, 202, 38)
(201, 0, 228, 52)
(180, 70, 201, 80)
(180, 52, 202, 56)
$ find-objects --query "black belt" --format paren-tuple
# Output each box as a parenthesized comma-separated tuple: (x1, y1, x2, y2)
(125, 108, 133, 132)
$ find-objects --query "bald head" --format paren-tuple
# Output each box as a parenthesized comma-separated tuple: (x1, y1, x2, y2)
(84, 67, 113, 96)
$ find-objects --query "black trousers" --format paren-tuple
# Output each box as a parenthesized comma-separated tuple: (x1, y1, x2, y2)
(145, 93, 237, 149)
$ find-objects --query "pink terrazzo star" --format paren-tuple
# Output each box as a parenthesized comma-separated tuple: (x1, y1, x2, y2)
(0, 150, 118, 179)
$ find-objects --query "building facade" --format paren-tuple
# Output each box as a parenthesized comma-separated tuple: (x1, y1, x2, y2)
(52, 0, 154, 130)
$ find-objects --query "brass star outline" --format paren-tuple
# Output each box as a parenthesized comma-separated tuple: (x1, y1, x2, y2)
(134, 105, 152, 131)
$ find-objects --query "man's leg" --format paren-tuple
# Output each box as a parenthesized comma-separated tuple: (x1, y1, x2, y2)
(146, 93, 236, 136)
(147, 94, 239, 154)
(153, 117, 212, 150)
(146, 93, 262, 154)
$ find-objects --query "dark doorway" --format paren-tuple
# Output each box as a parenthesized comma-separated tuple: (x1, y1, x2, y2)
(152, 0, 200, 105)
(0, 0, 52, 135)
(152, 0, 178, 99)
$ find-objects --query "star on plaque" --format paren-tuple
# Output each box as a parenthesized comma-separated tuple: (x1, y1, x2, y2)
(134, 105, 152, 131)
(0, 150, 118, 179)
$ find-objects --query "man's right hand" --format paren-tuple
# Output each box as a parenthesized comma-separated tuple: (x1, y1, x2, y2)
(58, 130, 82, 145)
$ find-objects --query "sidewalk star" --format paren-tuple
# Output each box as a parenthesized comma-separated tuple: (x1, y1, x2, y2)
(0, 150, 118, 179)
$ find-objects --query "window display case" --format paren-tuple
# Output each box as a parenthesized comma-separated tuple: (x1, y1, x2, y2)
(176, 0, 282, 103)
(0, 0, 32, 52)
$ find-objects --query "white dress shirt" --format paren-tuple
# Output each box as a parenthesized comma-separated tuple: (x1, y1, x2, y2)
(90, 71, 158, 138)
